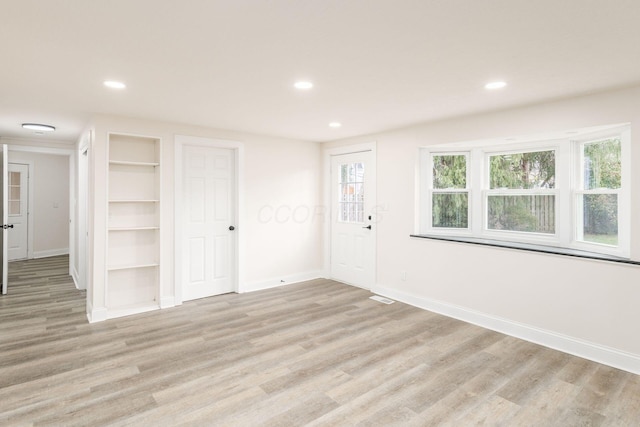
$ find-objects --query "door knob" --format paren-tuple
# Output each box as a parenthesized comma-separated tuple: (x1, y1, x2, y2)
(2, 224, 13, 229)
(362, 225, 372, 230)
(229, 226, 235, 231)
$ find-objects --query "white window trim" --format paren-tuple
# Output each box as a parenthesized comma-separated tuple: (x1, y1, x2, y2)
(419, 125, 630, 258)
(481, 142, 563, 245)
(423, 151, 472, 235)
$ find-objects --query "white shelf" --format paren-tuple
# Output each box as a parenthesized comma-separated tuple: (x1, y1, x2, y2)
(109, 227, 159, 231)
(109, 199, 159, 203)
(110, 160, 159, 167)
(107, 263, 159, 271)
(106, 132, 161, 319)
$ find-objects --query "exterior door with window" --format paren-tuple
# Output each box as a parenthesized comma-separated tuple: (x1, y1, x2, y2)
(330, 151, 376, 289)
(8, 163, 28, 261)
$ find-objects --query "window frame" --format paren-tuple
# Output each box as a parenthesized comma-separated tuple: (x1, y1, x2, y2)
(419, 125, 630, 258)
(571, 128, 630, 257)
(482, 144, 562, 244)
(423, 151, 471, 235)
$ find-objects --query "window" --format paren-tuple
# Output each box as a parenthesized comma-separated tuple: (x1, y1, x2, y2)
(431, 154, 468, 229)
(419, 125, 630, 257)
(576, 137, 621, 246)
(338, 162, 365, 223)
(487, 150, 556, 234)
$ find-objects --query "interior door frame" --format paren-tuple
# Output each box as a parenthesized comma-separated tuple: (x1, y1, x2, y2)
(76, 136, 89, 290)
(174, 135, 245, 305)
(7, 144, 75, 274)
(323, 142, 377, 287)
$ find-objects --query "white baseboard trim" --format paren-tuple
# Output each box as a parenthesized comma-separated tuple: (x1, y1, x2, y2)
(240, 270, 324, 293)
(71, 267, 86, 290)
(87, 306, 108, 323)
(371, 284, 640, 375)
(71, 268, 79, 289)
(160, 297, 176, 309)
(33, 248, 69, 259)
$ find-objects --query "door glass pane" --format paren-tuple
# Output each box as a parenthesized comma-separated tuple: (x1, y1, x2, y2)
(338, 162, 365, 223)
(487, 195, 555, 233)
(581, 194, 618, 245)
(8, 171, 20, 216)
(9, 201, 20, 216)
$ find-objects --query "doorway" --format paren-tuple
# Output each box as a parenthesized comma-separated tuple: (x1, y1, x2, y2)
(0, 144, 75, 295)
(327, 145, 377, 289)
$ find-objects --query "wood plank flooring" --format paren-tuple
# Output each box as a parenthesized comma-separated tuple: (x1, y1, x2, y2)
(1, 256, 639, 426)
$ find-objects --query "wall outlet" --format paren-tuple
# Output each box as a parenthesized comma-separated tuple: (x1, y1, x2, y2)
(401, 270, 407, 281)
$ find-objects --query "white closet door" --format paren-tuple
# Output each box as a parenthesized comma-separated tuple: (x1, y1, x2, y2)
(1, 144, 8, 295)
(8, 163, 28, 261)
(182, 145, 235, 301)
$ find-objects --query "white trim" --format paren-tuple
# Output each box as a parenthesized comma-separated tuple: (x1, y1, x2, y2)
(71, 266, 80, 290)
(174, 134, 245, 302)
(160, 296, 176, 309)
(33, 248, 70, 258)
(7, 145, 74, 156)
(241, 270, 324, 293)
(6, 144, 75, 278)
(87, 306, 108, 323)
(372, 284, 640, 375)
(323, 142, 377, 286)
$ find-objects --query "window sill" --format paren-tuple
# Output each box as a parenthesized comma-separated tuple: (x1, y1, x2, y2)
(410, 234, 639, 266)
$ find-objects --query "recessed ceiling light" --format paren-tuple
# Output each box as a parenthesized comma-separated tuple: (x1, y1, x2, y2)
(329, 122, 342, 128)
(485, 81, 507, 90)
(104, 80, 126, 89)
(22, 123, 56, 132)
(294, 81, 313, 90)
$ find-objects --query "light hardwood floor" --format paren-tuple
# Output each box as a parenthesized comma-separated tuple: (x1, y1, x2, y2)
(1, 256, 639, 426)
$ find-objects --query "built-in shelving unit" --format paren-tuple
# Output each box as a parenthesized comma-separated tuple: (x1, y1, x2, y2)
(106, 133, 161, 318)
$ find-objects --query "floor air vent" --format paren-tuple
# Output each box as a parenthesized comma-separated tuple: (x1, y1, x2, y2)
(370, 295, 395, 304)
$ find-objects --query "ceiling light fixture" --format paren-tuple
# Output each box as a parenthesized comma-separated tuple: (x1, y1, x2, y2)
(22, 123, 56, 132)
(485, 81, 507, 90)
(104, 80, 126, 89)
(329, 122, 342, 128)
(294, 81, 313, 90)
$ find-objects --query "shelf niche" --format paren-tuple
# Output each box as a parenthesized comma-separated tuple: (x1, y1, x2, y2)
(106, 133, 161, 318)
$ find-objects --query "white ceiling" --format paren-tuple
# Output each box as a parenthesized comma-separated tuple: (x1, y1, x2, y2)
(1, 0, 639, 143)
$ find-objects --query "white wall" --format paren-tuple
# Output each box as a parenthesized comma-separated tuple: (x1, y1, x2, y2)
(8, 150, 70, 258)
(325, 85, 640, 373)
(87, 115, 323, 319)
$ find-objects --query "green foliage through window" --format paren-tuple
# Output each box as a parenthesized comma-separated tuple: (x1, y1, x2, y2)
(432, 193, 468, 228)
(583, 138, 621, 190)
(490, 151, 555, 189)
(433, 155, 466, 189)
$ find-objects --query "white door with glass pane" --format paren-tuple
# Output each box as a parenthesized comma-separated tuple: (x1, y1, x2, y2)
(1, 144, 8, 294)
(8, 163, 28, 261)
(331, 151, 376, 289)
(182, 145, 235, 301)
